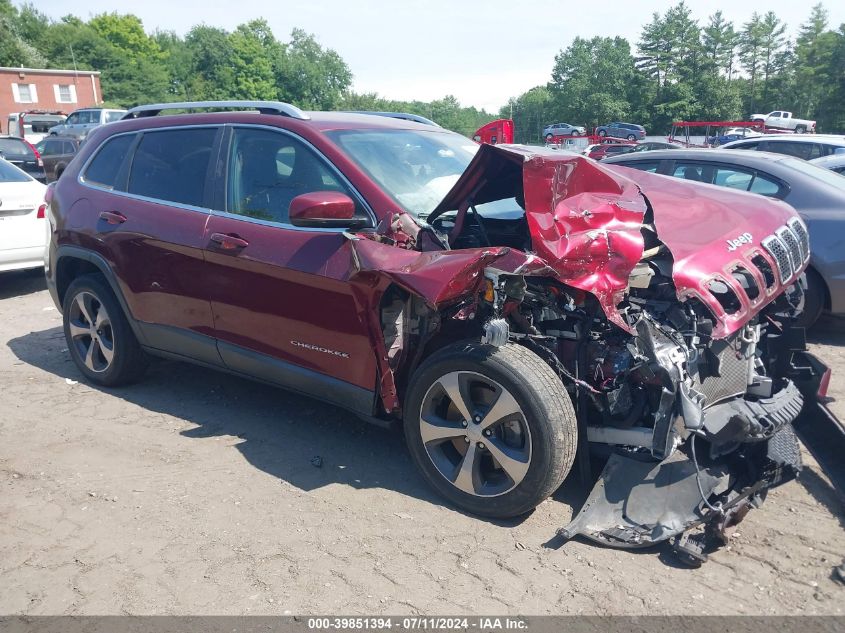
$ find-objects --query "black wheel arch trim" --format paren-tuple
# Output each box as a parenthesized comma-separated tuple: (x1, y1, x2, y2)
(52, 245, 148, 346)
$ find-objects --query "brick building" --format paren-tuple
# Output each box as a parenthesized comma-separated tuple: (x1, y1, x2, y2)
(0, 66, 102, 133)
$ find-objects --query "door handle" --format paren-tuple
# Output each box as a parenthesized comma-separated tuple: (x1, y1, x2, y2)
(209, 232, 249, 250)
(99, 211, 127, 225)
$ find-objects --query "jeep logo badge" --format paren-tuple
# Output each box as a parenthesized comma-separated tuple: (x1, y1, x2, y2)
(726, 232, 753, 252)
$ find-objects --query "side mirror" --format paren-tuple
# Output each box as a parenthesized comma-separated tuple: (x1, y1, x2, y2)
(289, 191, 366, 229)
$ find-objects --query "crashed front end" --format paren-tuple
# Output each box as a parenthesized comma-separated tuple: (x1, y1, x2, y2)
(343, 142, 814, 558)
(416, 145, 812, 559)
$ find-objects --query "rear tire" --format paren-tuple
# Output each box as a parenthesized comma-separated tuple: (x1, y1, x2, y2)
(545, 133, 553, 142)
(404, 342, 577, 518)
(63, 274, 148, 386)
(598, 129, 607, 137)
(571, 130, 580, 137)
(795, 125, 806, 134)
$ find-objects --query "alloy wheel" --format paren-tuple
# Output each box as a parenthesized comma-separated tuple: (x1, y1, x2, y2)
(67, 291, 115, 373)
(418, 371, 532, 497)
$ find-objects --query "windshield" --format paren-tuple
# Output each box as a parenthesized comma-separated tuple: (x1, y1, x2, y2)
(0, 138, 33, 158)
(326, 129, 481, 218)
(778, 155, 845, 190)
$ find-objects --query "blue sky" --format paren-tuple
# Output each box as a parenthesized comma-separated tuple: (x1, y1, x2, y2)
(25, 1, 845, 113)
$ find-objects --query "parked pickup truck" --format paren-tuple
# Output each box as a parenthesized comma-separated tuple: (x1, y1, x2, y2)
(750, 111, 816, 133)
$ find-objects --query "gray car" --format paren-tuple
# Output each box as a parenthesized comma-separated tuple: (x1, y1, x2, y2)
(595, 122, 646, 140)
(48, 108, 127, 139)
(542, 122, 586, 140)
(721, 134, 845, 160)
(602, 148, 845, 327)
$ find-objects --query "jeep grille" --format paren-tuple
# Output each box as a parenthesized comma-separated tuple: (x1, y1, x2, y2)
(762, 235, 793, 284)
(787, 217, 810, 263)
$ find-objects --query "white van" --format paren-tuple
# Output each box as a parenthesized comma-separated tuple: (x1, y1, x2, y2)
(7, 111, 67, 144)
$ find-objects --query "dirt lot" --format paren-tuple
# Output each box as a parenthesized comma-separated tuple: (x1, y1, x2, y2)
(1, 269, 843, 615)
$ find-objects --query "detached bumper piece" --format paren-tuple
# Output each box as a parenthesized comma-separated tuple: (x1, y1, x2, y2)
(559, 387, 804, 558)
(701, 379, 804, 447)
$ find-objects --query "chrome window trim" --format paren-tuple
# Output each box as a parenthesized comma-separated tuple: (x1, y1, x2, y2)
(78, 123, 379, 234)
(215, 123, 377, 232)
(77, 124, 219, 217)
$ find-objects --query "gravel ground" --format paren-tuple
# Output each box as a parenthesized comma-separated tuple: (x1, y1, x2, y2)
(1, 269, 843, 615)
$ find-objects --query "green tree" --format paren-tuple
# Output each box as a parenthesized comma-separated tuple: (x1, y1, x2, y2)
(228, 20, 278, 100)
(276, 28, 352, 109)
(758, 11, 788, 106)
(0, 0, 46, 67)
(702, 11, 739, 78)
(793, 4, 837, 122)
(500, 86, 551, 144)
(739, 13, 765, 113)
(549, 36, 635, 129)
(183, 25, 237, 100)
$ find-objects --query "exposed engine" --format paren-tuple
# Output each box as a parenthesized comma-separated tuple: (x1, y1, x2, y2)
(369, 144, 814, 560)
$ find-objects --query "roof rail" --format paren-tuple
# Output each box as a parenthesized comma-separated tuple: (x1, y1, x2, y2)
(122, 101, 310, 120)
(347, 111, 440, 127)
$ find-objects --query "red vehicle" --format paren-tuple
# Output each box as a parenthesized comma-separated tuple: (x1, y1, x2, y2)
(586, 140, 637, 160)
(45, 101, 817, 560)
(472, 119, 514, 144)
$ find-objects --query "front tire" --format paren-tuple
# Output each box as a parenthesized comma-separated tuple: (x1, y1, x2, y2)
(404, 342, 577, 518)
(795, 268, 825, 329)
(545, 133, 553, 142)
(627, 134, 637, 141)
(63, 274, 148, 386)
(598, 129, 607, 137)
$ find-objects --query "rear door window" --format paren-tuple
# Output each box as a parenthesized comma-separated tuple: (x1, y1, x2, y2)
(766, 141, 812, 160)
(127, 128, 217, 208)
(83, 134, 136, 189)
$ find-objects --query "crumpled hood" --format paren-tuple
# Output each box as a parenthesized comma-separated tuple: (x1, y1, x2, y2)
(609, 166, 806, 335)
(433, 144, 805, 337)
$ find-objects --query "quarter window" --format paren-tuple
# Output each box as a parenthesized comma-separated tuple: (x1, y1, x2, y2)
(226, 127, 362, 224)
(748, 175, 781, 196)
(83, 134, 136, 189)
(126, 129, 216, 207)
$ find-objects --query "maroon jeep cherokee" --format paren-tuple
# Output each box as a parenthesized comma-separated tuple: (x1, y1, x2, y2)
(45, 101, 818, 559)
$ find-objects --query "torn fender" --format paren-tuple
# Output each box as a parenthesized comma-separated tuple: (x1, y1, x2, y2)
(346, 235, 511, 308)
(432, 144, 647, 332)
